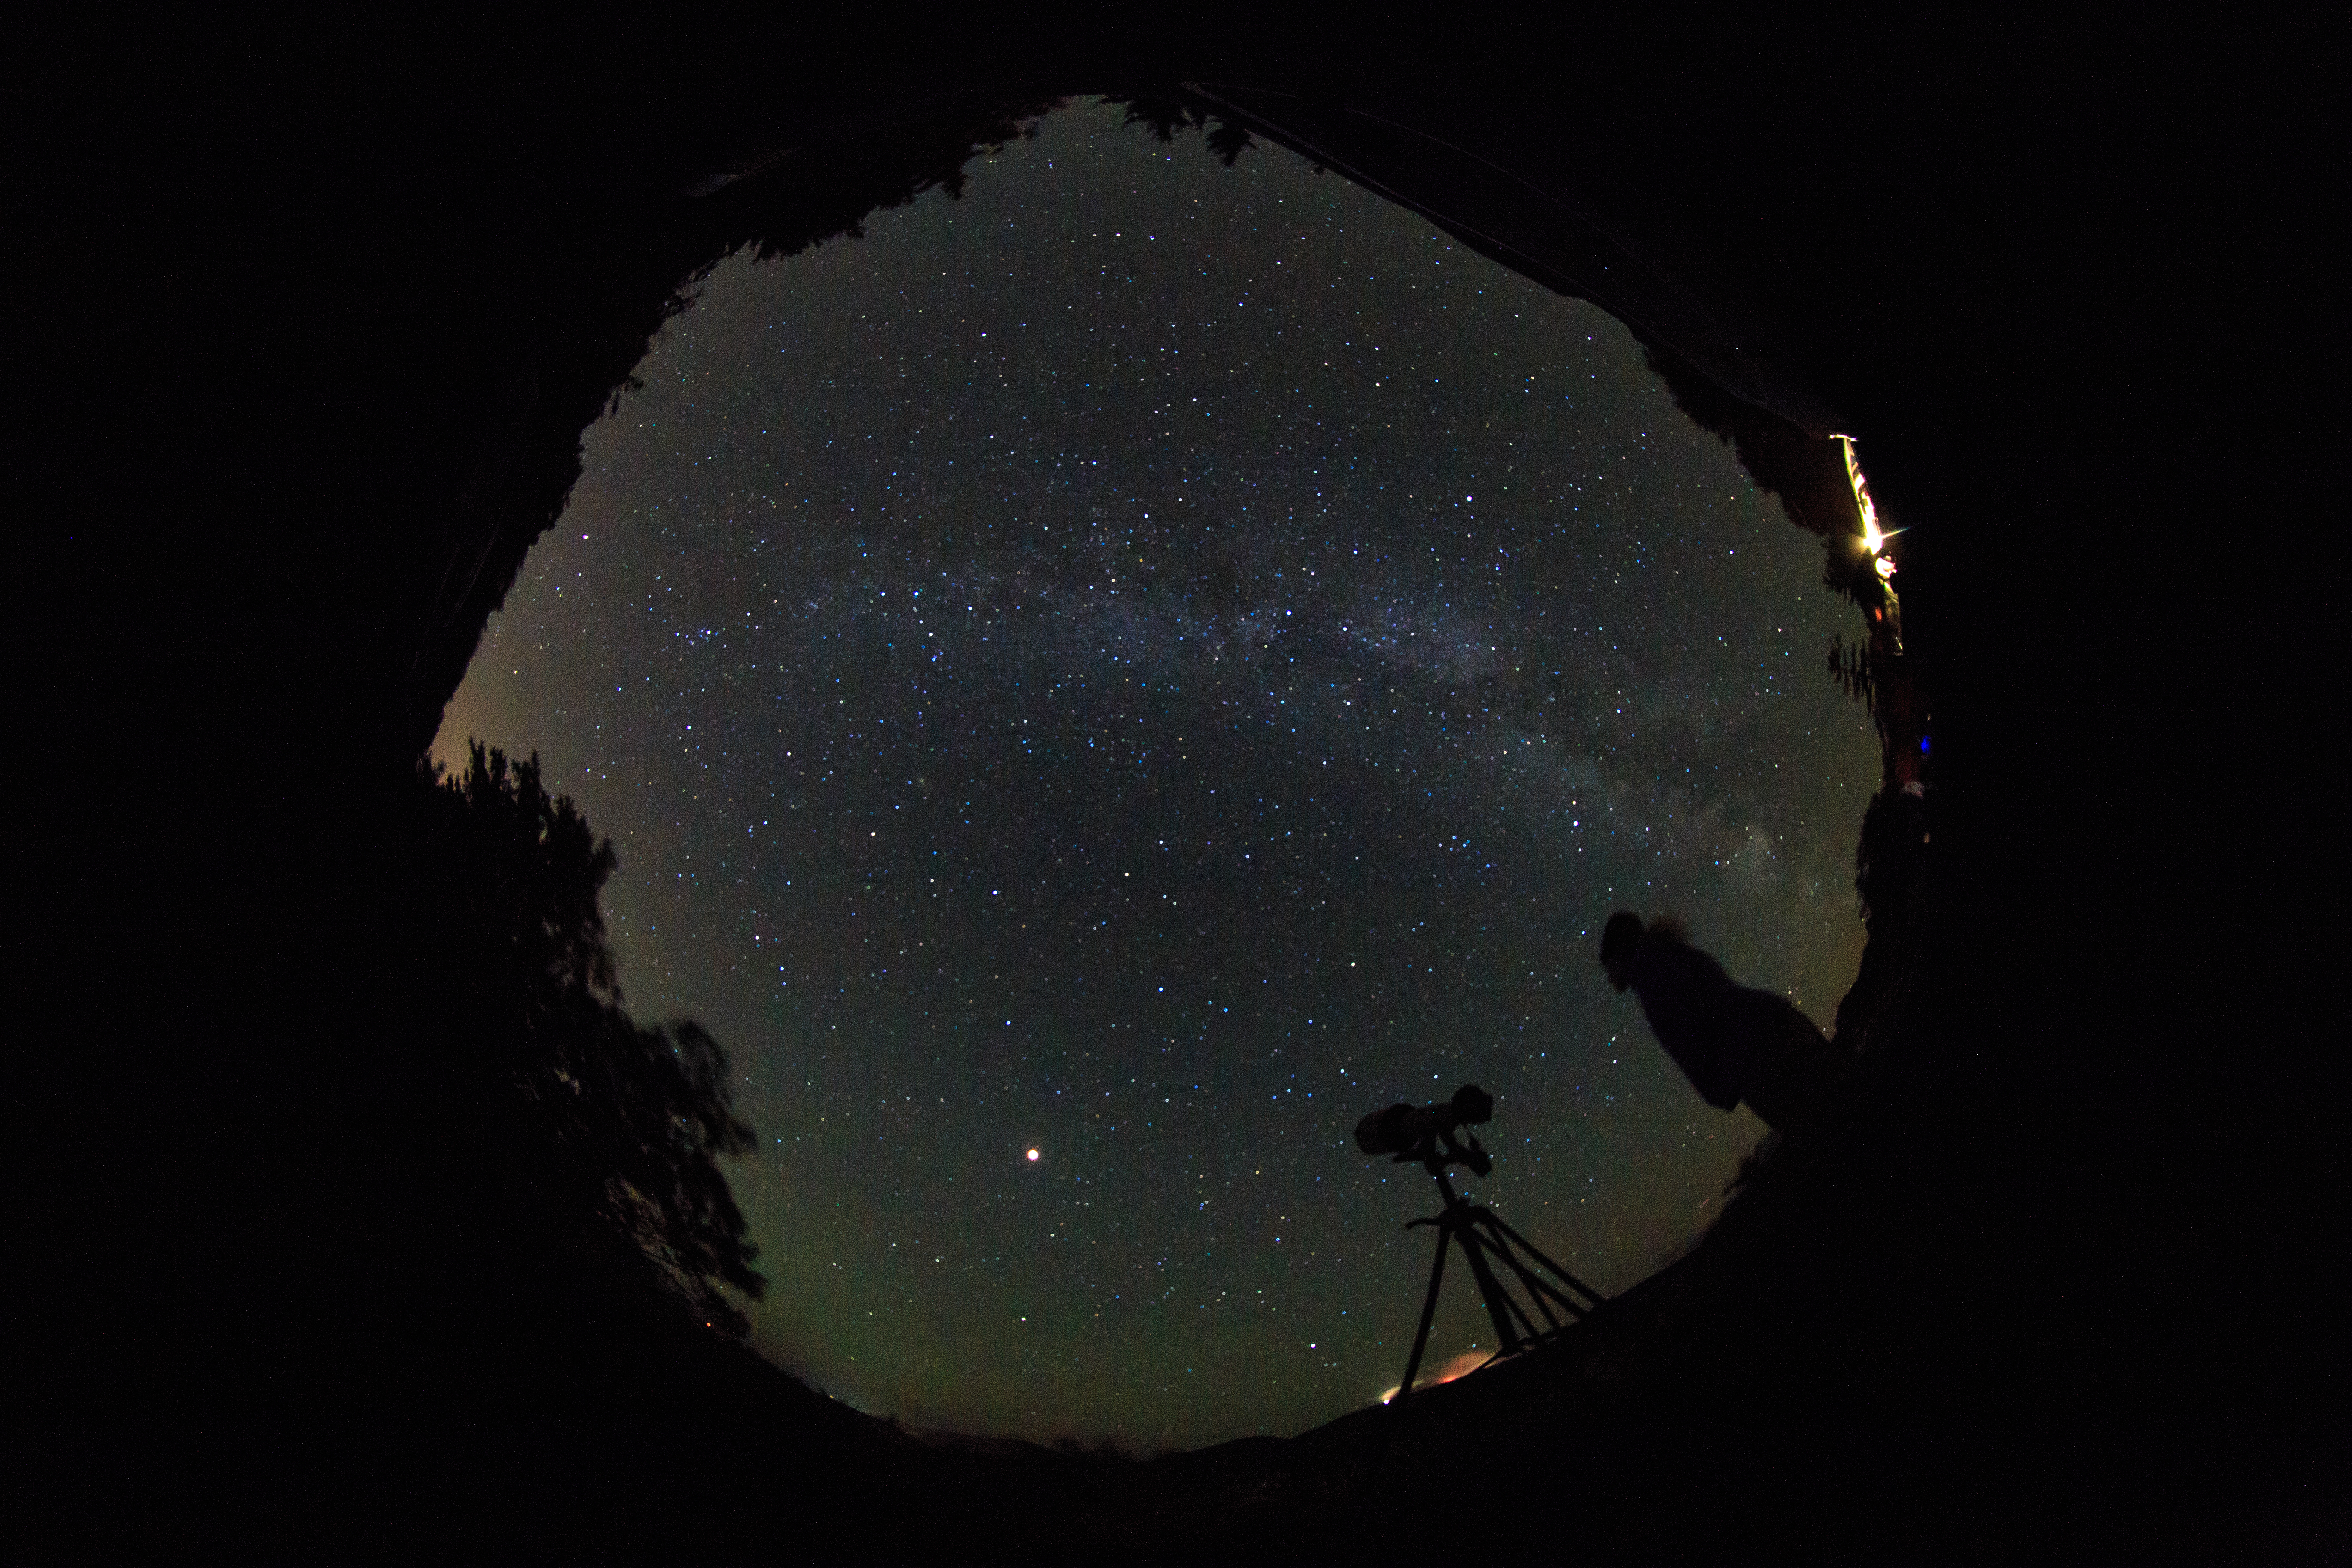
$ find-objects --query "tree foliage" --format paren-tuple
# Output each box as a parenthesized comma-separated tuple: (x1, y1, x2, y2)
(412, 742, 763, 1333)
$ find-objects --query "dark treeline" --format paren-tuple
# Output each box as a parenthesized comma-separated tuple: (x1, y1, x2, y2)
(396, 744, 763, 1336)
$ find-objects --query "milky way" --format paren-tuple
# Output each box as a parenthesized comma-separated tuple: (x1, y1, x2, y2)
(435, 100, 1880, 1448)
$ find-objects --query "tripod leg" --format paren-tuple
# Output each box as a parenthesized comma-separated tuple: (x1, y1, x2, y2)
(1456, 1224, 1527, 1352)
(1478, 1219, 1574, 1333)
(1467, 1225, 1554, 1344)
(1395, 1219, 1451, 1405)
(1481, 1210, 1605, 1310)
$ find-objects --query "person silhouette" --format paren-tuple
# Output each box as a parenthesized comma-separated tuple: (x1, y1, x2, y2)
(1599, 911, 1852, 1132)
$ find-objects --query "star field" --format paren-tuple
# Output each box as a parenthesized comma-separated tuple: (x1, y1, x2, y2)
(435, 101, 1879, 1449)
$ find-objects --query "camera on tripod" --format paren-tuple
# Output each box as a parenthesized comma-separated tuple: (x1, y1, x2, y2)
(1354, 1084, 1495, 1176)
(1353, 1082, 1602, 1404)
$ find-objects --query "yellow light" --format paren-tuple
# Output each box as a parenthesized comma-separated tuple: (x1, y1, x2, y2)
(1836, 435, 1894, 555)
(1026, 1147, 1041, 1162)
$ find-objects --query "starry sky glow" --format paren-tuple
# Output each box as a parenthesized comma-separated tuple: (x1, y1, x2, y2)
(434, 101, 1878, 1450)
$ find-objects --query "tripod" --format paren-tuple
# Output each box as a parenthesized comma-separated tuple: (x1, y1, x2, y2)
(1392, 1166, 1604, 1406)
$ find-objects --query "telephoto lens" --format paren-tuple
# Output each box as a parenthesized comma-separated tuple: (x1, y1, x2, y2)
(1353, 1085, 1494, 1174)
(1355, 1102, 1419, 1157)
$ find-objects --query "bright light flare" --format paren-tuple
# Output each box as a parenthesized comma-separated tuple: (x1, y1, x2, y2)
(1835, 434, 1900, 557)
(1834, 435, 1904, 653)
(1026, 1147, 1041, 1162)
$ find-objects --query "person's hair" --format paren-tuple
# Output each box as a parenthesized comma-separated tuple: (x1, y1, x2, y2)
(1600, 911, 1644, 967)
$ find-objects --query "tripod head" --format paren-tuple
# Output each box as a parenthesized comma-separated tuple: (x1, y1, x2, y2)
(1354, 1084, 1495, 1178)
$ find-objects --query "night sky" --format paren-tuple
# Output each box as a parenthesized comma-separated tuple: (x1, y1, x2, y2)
(433, 101, 1879, 1450)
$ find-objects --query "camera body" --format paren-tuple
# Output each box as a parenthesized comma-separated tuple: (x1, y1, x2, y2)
(1354, 1084, 1495, 1176)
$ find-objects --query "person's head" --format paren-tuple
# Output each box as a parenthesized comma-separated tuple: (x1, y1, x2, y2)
(1599, 910, 1643, 991)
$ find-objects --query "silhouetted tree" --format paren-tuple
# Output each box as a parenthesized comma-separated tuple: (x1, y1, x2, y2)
(411, 742, 763, 1333)
(1112, 94, 1255, 166)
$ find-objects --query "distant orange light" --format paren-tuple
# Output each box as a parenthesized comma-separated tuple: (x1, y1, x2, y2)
(1026, 1148, 1041, 1162)
(1375, 1348, 1491, 1404)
